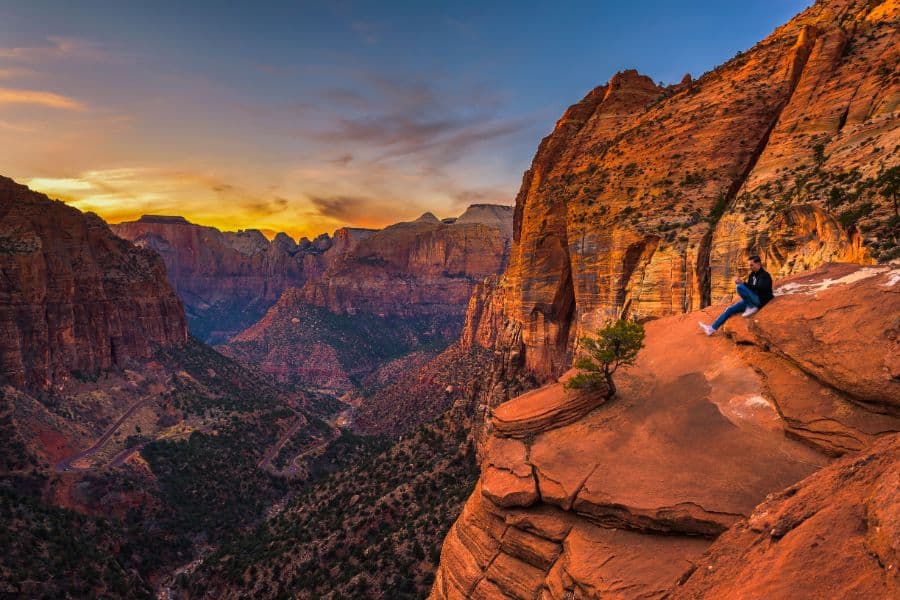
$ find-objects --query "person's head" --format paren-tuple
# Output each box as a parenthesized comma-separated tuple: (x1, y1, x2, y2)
(748, 255, 763, 272)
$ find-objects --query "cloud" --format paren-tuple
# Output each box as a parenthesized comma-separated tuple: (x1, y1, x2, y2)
(307, 194, 373, 221)
(0, 36, 111, 63)
(0, 87, 87, 110)
(299, 74, 527, 167)
(0, 67, 37, 80)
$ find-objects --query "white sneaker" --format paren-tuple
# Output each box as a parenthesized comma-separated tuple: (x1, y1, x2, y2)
(741, 306, 759, 317)
(698, 322, 715, 336)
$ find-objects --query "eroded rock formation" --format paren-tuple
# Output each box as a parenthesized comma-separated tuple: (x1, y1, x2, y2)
(432, 263, 900, 599)
(465, 0, 897, 384)
(300, 205, 513, 318)
(111, 216, 363, 342)
(114, 204, 513, 343)
(0, 177, 187, 390)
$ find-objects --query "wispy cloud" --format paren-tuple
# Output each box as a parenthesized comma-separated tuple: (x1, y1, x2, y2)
(0, 36, 111, 63)
(0, 66, 37, 80)
(0, 87, 87, 110)
(299, 74, 526, 166)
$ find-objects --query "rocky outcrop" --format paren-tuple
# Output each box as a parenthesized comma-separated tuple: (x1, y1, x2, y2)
(465, 0, 896, 384)
(114, 205, 513, 343)
(0, 177, 187, 390)
(431, 263, 900, 599)
(672, 433, 900, 599)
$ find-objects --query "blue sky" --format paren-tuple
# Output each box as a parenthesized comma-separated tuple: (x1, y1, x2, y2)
(0, 0, 810, 238)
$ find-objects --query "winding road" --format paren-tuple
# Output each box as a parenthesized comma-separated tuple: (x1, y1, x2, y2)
(54, 396, 152, 473)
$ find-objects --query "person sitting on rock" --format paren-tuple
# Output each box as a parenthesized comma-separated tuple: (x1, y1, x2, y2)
(699, 254, 773, 335)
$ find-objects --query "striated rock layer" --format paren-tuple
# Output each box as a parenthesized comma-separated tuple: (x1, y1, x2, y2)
(464, 0, 897, 384)
(111, 216, 370, 343)
(299, 205, 513, 319)
(672, 432, 900, 599)
(114, 204, 512, 343)
(0, 177, 187, 390)
(432, 263, 900, 599)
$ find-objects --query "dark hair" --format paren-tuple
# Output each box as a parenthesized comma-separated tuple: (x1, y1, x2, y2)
(748, 254, 762, 263)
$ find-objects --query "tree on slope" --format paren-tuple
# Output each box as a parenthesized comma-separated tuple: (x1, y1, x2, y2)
(565, 319, 645, 397)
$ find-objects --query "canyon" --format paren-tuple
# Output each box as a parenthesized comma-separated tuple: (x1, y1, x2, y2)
(426, 0, 900, 597)
(0, 0, 898, 598)
(112, 204, 512, 344)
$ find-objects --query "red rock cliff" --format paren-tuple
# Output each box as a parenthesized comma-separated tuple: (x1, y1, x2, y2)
(432, 262, 900, 599)
(466, 0, 895, 383)
(113, 204, 513, 341)
(0, 177, 187, 390)
(111, 216, 358, 342)
(301, 206, 513, 318)
(216, 206, 513, 391)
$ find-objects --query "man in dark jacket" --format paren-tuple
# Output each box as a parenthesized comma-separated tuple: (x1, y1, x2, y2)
(699, 255, 773, 335)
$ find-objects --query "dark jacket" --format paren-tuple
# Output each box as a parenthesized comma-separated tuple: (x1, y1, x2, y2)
(746, 268, 774, 306)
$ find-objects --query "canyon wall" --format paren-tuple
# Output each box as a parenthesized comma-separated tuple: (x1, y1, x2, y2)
(300, 206, 513, 318)
(114, 204, 513, 342)
(215, 206, 514, 391)
(464, 0, 897, 383)
(0, 177, 187, 390)
(111, 216, 366, 342)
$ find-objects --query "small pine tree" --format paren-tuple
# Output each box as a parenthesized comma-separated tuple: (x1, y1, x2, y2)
(876, 165, 899, 218)
(564, 319, 645, 396)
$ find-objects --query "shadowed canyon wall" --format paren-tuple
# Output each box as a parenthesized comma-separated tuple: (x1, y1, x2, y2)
(0, 177, 187, 390)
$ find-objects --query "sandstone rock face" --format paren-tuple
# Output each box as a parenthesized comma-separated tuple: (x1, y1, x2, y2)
(465, 0, 896, 383)
(0, 177, 187, 390)
(114, 205, 513, 343)
(111, 216, 350, 343)
(432, 263, 900, 599)
(672, 433, 900, 600)
(215, 207, 513, 393)
(300, 207, 513, 319)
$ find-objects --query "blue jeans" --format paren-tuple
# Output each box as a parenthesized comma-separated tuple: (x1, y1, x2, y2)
(711, 284, 760, 330)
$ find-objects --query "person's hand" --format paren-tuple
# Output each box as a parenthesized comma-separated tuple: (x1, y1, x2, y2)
(733, 277, 742, 285)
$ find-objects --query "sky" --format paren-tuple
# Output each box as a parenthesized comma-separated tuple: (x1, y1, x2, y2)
(0, 0, 810, 240)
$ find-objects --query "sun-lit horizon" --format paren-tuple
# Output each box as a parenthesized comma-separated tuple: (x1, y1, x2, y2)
(1, 1, 811, 239)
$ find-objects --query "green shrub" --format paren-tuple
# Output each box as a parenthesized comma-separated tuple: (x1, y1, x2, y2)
(565, 320, 645, 396)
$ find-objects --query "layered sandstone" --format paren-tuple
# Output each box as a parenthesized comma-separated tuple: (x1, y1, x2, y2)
(113, 205, 513, 342)
(0, 177, 187, 390)
(432, 263, 900, 599)
(214, 207, 513, 391)
(111, 216, 364, 342)
(672, 433, 900, 599)
(465, 0, 897, 383)
(301, 206, 513, 318)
